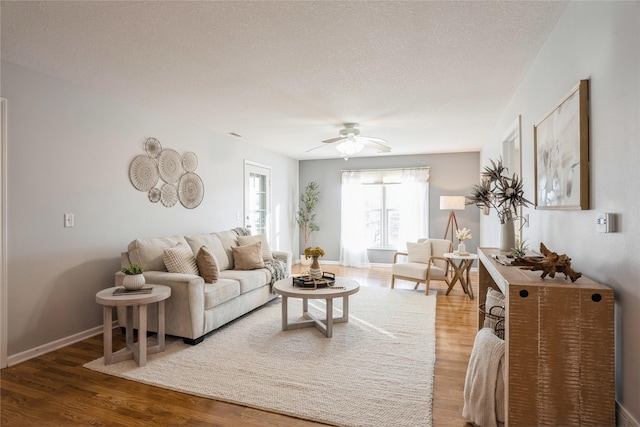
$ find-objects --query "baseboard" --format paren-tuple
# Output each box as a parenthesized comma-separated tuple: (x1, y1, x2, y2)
(617, 401, 639, 427)
(6, 321, 117, 367)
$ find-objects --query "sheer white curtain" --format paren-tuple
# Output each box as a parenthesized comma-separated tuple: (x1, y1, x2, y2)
(397, 168, 429, 248)
(340, 168, 429, 265)
(340, 171, 371, 267)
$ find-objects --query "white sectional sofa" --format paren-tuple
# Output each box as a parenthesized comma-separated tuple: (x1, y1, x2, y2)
(115, 229, 291, 344)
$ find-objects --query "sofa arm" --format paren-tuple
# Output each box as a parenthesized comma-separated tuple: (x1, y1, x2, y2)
(114, 270, 207, 340)
(272, 251, 292, 275)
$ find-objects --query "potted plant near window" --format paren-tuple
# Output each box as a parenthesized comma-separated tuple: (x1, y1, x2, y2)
(296, 181, 320, 266)
(121, 263, 145, 290)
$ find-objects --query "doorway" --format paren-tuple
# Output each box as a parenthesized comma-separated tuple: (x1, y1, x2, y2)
(244, 161, 271, 240)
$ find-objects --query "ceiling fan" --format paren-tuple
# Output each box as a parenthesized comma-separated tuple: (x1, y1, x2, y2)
(310, 123, 391, 160)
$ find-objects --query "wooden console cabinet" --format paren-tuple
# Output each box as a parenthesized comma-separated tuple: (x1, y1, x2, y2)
(478, 248, 615, 426)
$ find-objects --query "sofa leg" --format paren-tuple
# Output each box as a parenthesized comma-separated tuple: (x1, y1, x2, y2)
(183, 336, 205, 346)
(391, 276, 395, 288)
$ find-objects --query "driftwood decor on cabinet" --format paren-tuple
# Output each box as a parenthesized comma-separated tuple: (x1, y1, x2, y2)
(477, 248, 614, 426)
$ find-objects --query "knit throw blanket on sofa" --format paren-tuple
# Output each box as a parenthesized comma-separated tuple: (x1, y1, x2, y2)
(233, 227, 289, 286)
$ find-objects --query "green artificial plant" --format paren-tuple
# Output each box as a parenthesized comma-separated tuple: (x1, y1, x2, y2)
(296, 181, 320, 249)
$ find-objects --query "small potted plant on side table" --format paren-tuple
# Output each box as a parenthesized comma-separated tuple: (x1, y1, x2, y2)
(121, 263, 145, 290)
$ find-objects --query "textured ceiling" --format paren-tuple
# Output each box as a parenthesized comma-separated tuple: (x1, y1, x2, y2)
(1, 1, 568, 160)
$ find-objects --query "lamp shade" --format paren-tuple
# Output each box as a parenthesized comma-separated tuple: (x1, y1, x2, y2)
(440, 196, 466, 210)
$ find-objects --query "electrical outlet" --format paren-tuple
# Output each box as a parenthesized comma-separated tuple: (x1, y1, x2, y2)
(64, 213, 74, 228)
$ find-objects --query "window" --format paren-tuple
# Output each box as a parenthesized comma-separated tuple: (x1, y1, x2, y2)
(363, 184, 402, 248)
(340, 167, 429, 267)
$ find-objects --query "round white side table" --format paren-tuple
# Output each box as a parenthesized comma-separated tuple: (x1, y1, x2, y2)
(95, 284, 171, 366)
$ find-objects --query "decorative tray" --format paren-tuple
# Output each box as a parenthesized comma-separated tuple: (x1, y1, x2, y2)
(293, 272, 336, 288)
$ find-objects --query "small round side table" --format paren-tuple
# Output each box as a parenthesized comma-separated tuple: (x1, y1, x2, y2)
(443, 252, 478, 300)
(95, 284, 171, 366)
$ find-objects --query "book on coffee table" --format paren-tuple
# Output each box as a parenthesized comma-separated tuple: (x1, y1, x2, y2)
(113, 285, 154, 296)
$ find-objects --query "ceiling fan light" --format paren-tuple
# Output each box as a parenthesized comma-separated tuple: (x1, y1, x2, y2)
(336, 139, 364, 159)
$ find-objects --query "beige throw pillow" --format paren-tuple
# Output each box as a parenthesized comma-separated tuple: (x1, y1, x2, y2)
(406, 241, 431, 264)
(237, 234, 273, 261)
(163, 242, 199, 275)
(483, 287, 505, 329)
(232, 242, 265, 270)
(196, 245, 219, 283)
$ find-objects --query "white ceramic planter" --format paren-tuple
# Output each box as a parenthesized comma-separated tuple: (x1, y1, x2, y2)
(123, 274, 145, 290)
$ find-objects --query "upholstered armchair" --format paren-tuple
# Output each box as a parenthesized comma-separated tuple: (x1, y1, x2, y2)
(391, 238, 453, 295)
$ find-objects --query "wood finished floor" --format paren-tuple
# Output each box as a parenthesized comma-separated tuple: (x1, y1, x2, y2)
(1, 265, 477, 426)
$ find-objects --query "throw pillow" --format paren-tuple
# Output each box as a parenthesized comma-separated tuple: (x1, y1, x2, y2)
(483, 287, 505, 329)
(232, 241, 265, 270)
(406, 241, 431, 263)
(163, 242, 199, 275)
(237, 234, 274, 261)
(196, 245, 219, 283)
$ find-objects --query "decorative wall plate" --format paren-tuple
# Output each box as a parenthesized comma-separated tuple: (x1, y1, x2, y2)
(158, 149, 184, 184)
(148, 187, 161, 203)
(160, 183, 179, 207)
(183, 151, 198, 172)
(144, 137, 162, 158)
(179, 172, 204, 209)
(129, 155, 159, 191)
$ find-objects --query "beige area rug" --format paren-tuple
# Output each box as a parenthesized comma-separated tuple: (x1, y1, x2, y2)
(85, 286, 436, 427)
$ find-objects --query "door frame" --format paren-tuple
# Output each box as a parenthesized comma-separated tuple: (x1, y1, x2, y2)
(243, 160, 272, 241)
(1, 98, 8, 368)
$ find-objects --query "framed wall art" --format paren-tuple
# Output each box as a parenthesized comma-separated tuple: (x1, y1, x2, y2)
(534, 79, 589, 210)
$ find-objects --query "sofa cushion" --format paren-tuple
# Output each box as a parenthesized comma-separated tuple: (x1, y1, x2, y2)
(219, 269, 270, 294)
(407, 241, 431, 263)
(196, 246, 219, 283)
(232, 242, 265, 270)
(213, 230, 240, 270)
(204, 279, 241, 309)
(163, 242, 199, 275)
(184, 233, 229, 270)
(128, 236, 189, 272)
(237, 234, 274, 261)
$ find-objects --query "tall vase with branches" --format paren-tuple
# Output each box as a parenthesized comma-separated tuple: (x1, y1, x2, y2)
(296, 181, 320, 254)
(467, 158, 532, 251)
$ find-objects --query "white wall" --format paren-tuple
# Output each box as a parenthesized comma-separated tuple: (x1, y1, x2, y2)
(1, 61, 298, 358)
(479, 2, 639, 421)
(299, 152, 480, 264)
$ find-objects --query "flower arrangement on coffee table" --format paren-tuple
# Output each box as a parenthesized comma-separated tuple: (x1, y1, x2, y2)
(304, 246, 325, 279)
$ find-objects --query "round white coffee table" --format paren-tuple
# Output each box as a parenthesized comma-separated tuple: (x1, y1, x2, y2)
(96, 284, 171, 366)
(273, 277, 359, 338)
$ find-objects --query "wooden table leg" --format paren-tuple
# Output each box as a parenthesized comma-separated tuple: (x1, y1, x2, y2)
(446, 261, 463, 295)
(158, 300, 166, 351)
(325, 298, 333, 338)
(125, 306, 134, 349)
(464, 260, 474, 299)
(138, 304, 148, 366)
(281, 295, 288, 331)
(103, 306, 113, 365)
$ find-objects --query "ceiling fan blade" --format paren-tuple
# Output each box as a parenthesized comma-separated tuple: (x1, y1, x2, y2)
(360, 137, 391, 153)
(306, 144, 327, 153)
(321, 137, 346, 144)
